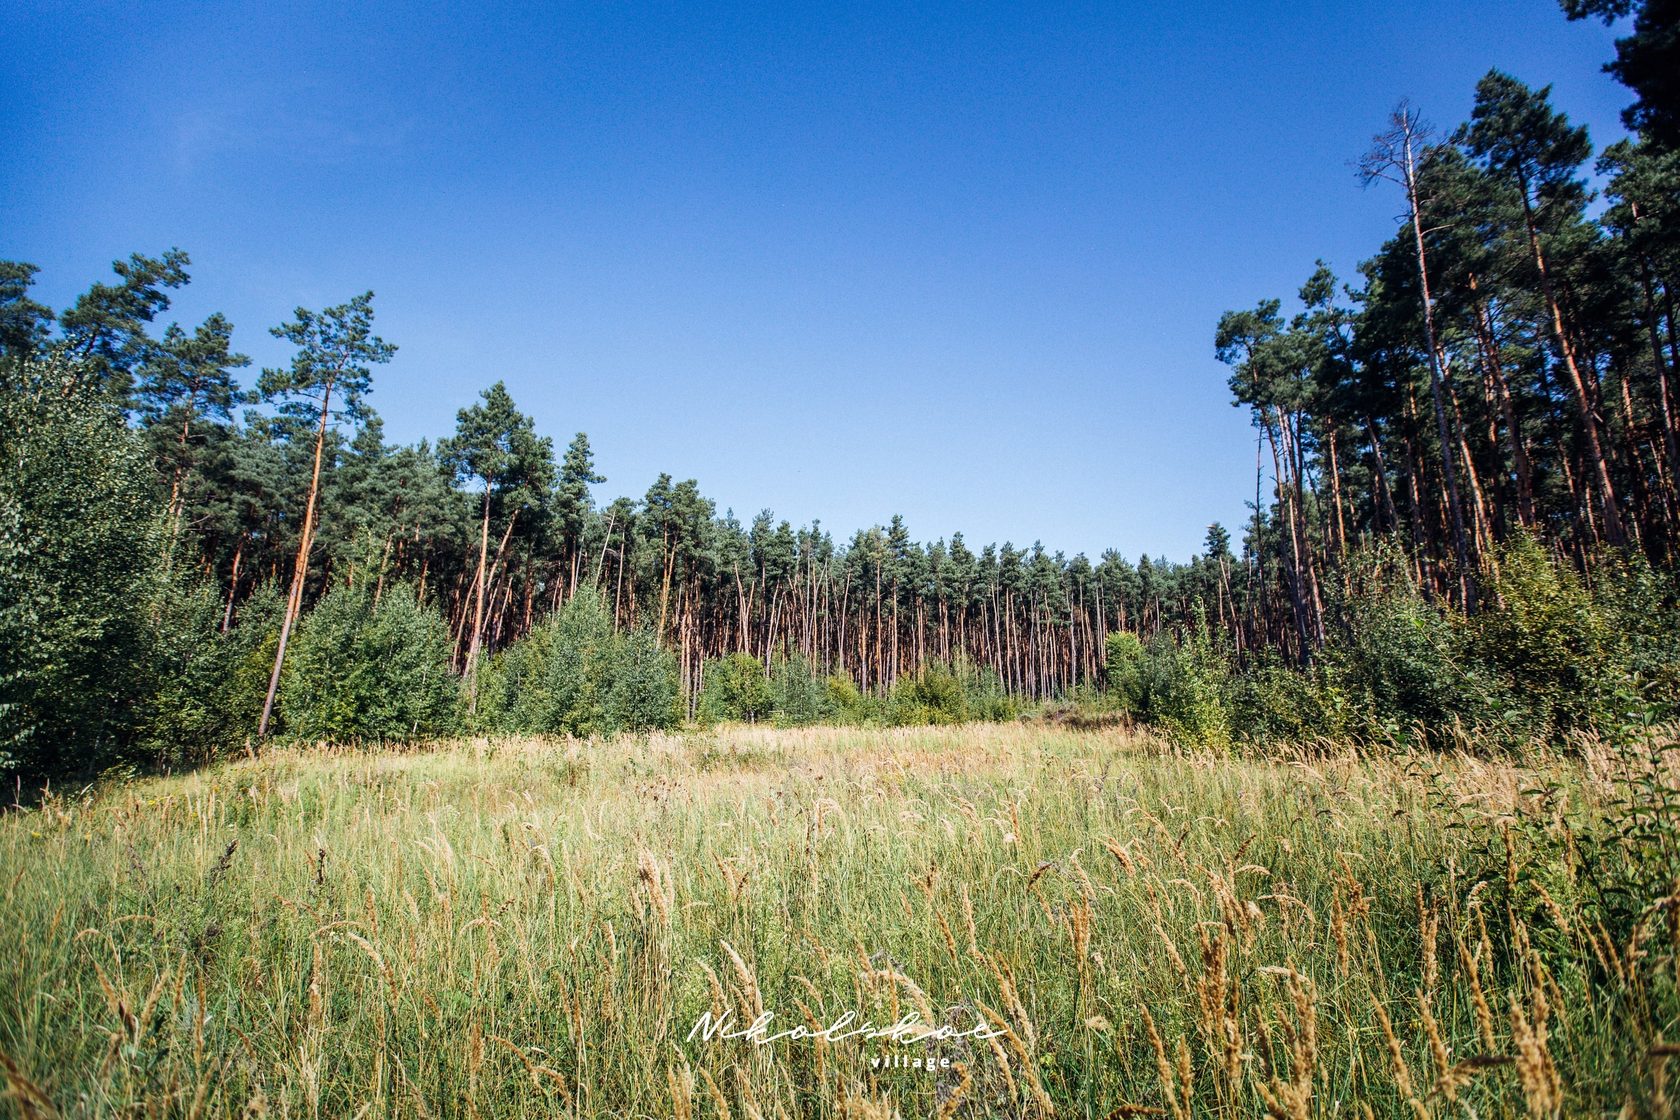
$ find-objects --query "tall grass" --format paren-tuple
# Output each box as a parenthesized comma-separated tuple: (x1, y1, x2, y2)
(1, 724, 1675, 1117)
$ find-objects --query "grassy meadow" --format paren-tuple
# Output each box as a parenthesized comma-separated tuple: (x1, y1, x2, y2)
(2, 723, 1677, 1118)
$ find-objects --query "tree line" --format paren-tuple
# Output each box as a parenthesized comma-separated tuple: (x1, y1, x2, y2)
(2, 0, 1677, 775)
(1215, 2, 1680, 663)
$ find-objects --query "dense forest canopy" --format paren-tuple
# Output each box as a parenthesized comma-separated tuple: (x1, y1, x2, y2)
(3, 0, 1679, 777)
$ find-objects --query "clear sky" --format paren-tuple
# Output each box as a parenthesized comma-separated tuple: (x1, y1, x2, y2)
(2, 1, 1632, 560)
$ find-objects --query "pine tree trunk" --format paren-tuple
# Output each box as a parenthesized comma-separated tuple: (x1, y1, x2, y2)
(463, 489, 492, 700)
(1520, 190, 1625, 546)
(1634, 254, 1680, 518)
(258, 384, 333, 739)
(221, 536, 244, 634)
(1401, 132, 1474, 605)
(1469, 283, 1536, 528)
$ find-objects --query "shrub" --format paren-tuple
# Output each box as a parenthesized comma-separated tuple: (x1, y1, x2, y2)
(699, 652, 774, 724)
(952, 657, 1017, 721)
(476, 592, 676, 736)
(281, 584, 460, 742)
(1323, 549, 1501, 745)
(1225, 655, 1350, 746)
(142, 581, 283, 765)
(477, 593, 606, 735)
(824, 673, 872, 723)
(0, 356, 165, 777)
(1104, 631, 1149, 714)
(599, 625, 681, 733)
(1592, 551, 1680, 723)
(1141, 630, 1231, 749)
(1100, 623, 1231, 747)
(886, 658, 1016, 726)
(1467, 534, 1619, 740)
(768, 655, 829, 726)
(889, 663, 967, 725)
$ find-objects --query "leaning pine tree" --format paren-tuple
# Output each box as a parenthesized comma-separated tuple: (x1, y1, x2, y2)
(256, 293, 394, 739)
(440, 381, 554, 707)
(1466, 70, 1628, 547)
(1359, 103, 1476, 607)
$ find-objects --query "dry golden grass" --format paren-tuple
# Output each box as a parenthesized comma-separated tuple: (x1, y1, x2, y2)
(1, 723, 1675, 1117)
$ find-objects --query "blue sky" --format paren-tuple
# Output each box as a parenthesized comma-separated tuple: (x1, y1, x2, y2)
(2, 2, 1630, 559)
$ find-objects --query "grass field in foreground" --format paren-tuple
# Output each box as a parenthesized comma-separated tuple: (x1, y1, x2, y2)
(1, 724, 1676, 1118)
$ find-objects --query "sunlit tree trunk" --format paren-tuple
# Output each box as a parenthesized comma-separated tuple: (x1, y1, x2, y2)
(258, 385, 333, 739)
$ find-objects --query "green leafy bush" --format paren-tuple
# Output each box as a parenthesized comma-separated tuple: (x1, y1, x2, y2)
(0, 356, 164, 777)
(1221, 539, 1669, 751)
(280, 584, 460, 742)
(476, 592, 676, 736)
(1225, 654, 1350, 746)
(768, 655, 829, 726)
(1141, 631, 1231, 749)
(1104, 631, 1149, 714)
(824, 673, 873, 723)
(953, 657, 1017, 722)
(1098, 624, 1231, 747)
(477, 596, 599, 734)
(699, 652, 774, 724)
(887, 658, 1016, 726)
(1592, 551, 1680, 722)
(889, 663, 968, 725)
(599, 625, 681, 733)
(142, 581, 283, 765)
(1318, 548, 1502, 746)
(1467, 534, 1619, 740)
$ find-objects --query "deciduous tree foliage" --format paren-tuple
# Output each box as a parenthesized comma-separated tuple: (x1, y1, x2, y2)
(0, 355, 163, 774)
